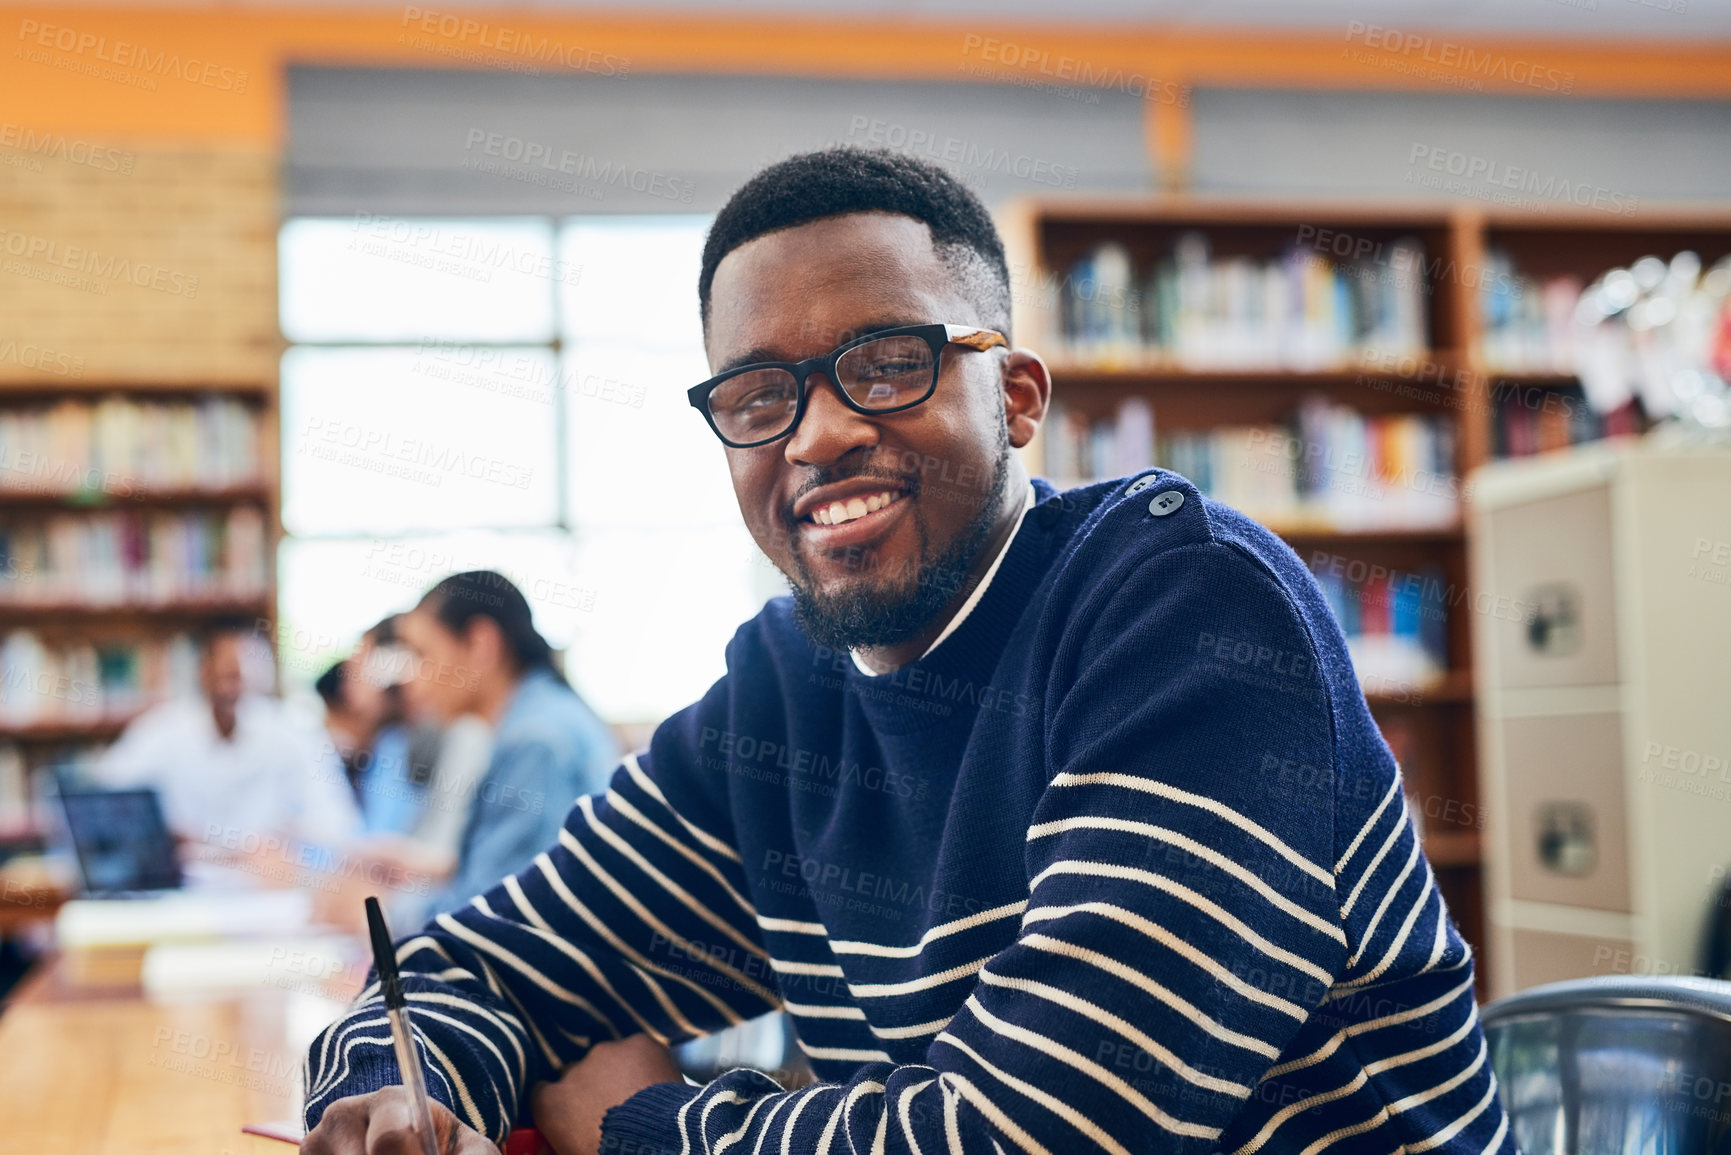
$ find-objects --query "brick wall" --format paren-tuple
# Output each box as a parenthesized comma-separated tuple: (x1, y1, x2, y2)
(0, 142, 278, 384)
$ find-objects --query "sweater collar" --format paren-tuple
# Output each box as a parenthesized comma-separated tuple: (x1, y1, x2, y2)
(849, 480, 1039, 677)
(841, 478, 1063, 735)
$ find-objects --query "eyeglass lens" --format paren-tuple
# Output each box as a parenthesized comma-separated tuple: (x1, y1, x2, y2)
(707, 335, 936, 443)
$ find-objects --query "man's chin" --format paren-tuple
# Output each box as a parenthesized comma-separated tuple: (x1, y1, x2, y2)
(789, 575, 931, 653)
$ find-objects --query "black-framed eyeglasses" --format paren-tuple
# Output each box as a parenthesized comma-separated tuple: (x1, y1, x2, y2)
(687, 323, 1008, 448)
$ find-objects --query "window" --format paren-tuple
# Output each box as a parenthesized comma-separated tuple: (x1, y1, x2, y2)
(278, 214, 787, 722)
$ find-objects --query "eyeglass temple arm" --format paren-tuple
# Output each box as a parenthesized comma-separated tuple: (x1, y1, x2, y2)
(943, 325, 1008, 352)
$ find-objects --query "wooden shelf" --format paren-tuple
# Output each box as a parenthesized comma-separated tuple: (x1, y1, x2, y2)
(1365, 670, 1474, 708)
(0, 380, 273, 400)
(0, 718, 134, 744)
(0, 598, 271, 621)
(0, 485, 271, 511)
(1271, 525, 1464, 546)
(1046, 362, 1450, 386)
(1419, 830, 1482, 868)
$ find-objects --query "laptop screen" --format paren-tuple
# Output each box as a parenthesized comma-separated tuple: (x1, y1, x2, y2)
(59, 788, 183, 895)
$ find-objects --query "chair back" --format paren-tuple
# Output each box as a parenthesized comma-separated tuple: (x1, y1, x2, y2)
(1482, 975, 1731, 1154)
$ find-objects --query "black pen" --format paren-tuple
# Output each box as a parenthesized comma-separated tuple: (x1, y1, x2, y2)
(365, 896, 442, 1155)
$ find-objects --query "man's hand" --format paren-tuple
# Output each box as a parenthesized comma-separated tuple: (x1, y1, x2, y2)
(301, 1086, 495, 1154)
(531, 1035, 684, 1155)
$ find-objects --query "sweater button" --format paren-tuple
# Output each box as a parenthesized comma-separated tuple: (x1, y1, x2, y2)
(1149, 490, 1184, 516)
(1126, 474, 1158, 496)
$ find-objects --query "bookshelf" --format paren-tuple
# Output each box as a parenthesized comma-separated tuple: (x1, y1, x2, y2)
(0, 383, 280, 830)
(1003, 198, 1731, 987)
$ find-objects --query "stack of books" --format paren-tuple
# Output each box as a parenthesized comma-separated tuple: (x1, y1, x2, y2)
(0, 507, 269, 606)
(0, 396, 260, 495)
(1056, 232, 1430, 368)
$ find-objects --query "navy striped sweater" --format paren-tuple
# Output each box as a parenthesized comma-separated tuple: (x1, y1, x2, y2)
(304, 472, 1514, 1155)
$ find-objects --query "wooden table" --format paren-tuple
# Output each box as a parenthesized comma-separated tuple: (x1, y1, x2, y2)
(0, 951, 359, 1154)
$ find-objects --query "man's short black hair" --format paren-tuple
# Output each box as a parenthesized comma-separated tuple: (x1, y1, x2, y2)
(196, 613, 261, 655)
(314, 660, 348, 710)
(698, 147, 1012, 339)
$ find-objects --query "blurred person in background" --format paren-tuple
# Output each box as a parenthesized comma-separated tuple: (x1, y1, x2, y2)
(314, 658, 384, 806)
(97, 615, 361, 858)
(394, 570, 617, 919)
(316, 616, 443, 834)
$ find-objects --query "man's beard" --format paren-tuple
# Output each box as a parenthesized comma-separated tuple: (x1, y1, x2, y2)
(787, 446, 1010, 654)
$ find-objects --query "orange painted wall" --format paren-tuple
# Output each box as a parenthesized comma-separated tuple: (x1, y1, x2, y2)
(4, 5, 1731, 153)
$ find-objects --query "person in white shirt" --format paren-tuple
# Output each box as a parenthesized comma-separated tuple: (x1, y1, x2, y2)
(97, 619, 362, 855)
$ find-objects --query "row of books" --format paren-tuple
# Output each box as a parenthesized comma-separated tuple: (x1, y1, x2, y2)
(1054, 233, 1430, 369)
(1478, 251, 1581, 374)
(0, 397, 261, 495)
(0, 630, 199, 727)
(1036, 397, 1460, 530)
(1492, 388, 1642, 459)
(1309, 560, 1450, 691)
(0, 508, 270, 605)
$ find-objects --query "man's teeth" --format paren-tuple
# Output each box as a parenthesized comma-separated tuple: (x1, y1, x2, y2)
(811, 491, 903, 526)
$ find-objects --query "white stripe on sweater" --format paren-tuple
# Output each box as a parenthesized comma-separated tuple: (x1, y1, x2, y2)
(501, 873, 667, 1045)
(1406, 1077, 1500, 1152)
(625, 752, 741, 863)
(559, 825, 778, 1006)
(849, 954, 991, 998)
(580, 795, 769, 962)
(897, 1078, 936, 1155)
(1336, 774, 1401, 877)
(965, 994, 1222, 1140)
(1020, 908, 1304, 1027)
(530, 851, 714, 1035)
(757, 915, 828, 935)
(1052, 770, 1331, 886)
(829, 901, 1026, 958)
(1265, 973, 1475, 1078)
(1340, 799, 1406, 918)
(1348, 837, 1424, 969)
(783, 999, 866, 1020)
(1031, 860, 1333, 985)
(976, 968, 1251, 1095)
(933, 1042, 1090, 1155)
(1028, 816, 1341, 942)
(606, 786, 757, 918)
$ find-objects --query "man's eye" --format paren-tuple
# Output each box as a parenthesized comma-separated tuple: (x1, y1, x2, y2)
(735, 387, 792, 410)
(856, 357, 926, 379)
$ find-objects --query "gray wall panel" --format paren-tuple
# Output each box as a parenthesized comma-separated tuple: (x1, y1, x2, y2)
(286, 68, 1154, 216)
(1192, 87, 1731, 205)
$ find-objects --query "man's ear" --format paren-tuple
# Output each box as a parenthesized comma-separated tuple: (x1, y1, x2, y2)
(1000, 349, 1052, 450)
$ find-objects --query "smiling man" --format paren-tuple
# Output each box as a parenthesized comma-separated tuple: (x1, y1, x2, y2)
(302, 149, 1513, 1155)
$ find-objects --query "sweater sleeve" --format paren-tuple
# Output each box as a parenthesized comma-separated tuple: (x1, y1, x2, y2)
(601, 541, 1348, 1155)
(301, 684, 779, 1144)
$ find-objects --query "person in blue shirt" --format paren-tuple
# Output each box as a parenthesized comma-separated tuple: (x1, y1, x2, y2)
(393, 569, 620, 919)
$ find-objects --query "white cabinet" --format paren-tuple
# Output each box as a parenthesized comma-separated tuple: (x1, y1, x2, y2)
(1469, 440, 1731, 998)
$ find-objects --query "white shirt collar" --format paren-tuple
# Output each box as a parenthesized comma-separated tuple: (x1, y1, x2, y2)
(851, 481, 1039, 677)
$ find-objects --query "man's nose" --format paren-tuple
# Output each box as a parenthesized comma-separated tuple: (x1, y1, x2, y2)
(784, 372, 877, 465)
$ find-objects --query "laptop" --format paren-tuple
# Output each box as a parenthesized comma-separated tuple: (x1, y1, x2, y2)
(58, 787, 183, 896)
